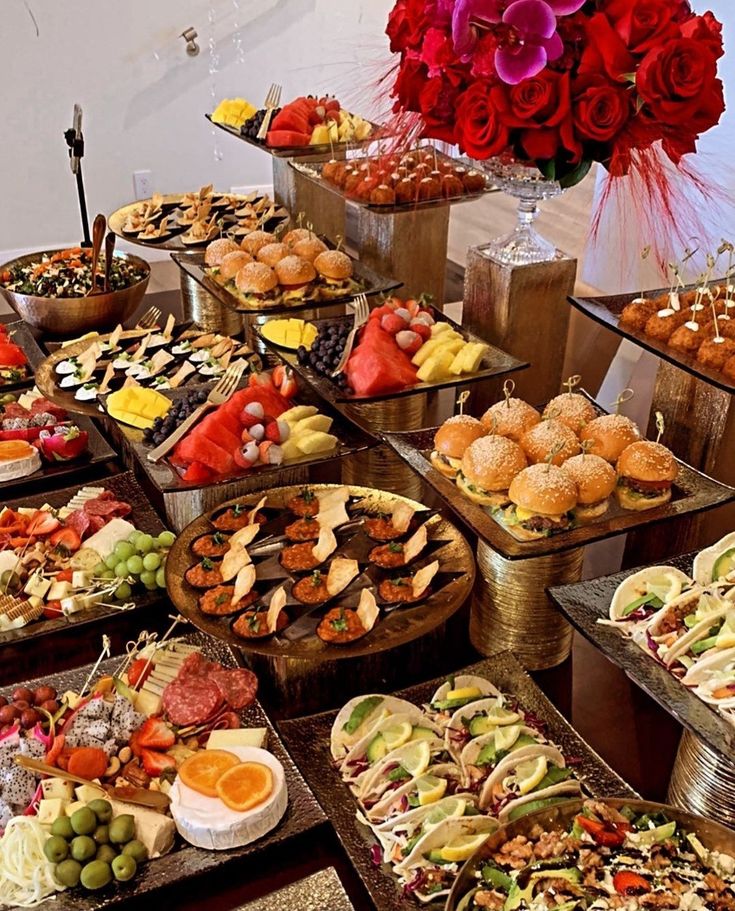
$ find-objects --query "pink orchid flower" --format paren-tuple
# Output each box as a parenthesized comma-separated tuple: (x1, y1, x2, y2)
(452, 0, 584, 84)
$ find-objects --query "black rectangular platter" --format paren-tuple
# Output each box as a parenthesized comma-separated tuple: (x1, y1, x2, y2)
(172, 247, 401, 316)
(258, 305, 528, 404)
(0, 472, 167, 647)
(569, 288, 735, 395)
(0, 631, 326, 911)
(113, 381, 378, 494)
(1, 320, 46, 390)
(383, 391, 735, 559)
(548, 552, 735, 765)
(279, 652, 635, 911)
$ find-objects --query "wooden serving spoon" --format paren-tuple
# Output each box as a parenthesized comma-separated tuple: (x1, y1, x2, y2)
(103, 231, 116, 293)
(15, 755, 171, 810)
(88, 213, 106, 296)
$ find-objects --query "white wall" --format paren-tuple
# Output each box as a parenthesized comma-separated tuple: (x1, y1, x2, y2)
(2, 0, 393, 254)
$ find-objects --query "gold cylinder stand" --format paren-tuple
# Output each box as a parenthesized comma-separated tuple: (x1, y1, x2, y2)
(180, 269, 243, 335)
(272, 157, 346, 243)
(668, 730, 735, 829)
(341, 396, 426, 500)
(470, 541, 583, 670)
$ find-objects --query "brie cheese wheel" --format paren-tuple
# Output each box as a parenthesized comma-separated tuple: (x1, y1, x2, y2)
(0, 446, 41, 481)
(170, 746, 287, 850)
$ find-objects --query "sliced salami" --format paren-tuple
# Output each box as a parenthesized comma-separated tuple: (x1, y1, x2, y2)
(162, 679, 222, 726)
(211, 668, 258, 710)
(84, 494, 132, 517)
(65, 509, 91, 538)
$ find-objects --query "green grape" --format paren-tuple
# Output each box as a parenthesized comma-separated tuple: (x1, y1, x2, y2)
(128, 530, 142, 546)
(157, 531, 176, 548)
(92, 562, 106, 577)
(114, 582, 132, 601)
(114, 562, 129, 579)
(104, 554, 119, 570)
(114, 542, 135, 562)
(140, 570, 156, 589)
(136, 534, 154, 554)
(100, 568, 115, 581)
(126, 555, 144, 576)
(155, 568, 166, 589)
(142, 552, 161, 572)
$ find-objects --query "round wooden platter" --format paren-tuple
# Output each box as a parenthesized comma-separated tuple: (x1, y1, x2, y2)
(34, 328, 152, 417)
(165, 484, 476, 662)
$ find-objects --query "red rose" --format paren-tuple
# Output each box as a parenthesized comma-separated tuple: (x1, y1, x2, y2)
(637, 38, 724, 133)
(605, 0, 688, 55)
(392, 56, 428, 112)
(386, 0, 410, 53)
(420, 27, 455, 78)
(498, 71, 580, 163)
(454, 82, 510, 160)
(579, 13, 635, 82)
(681, 12, 724, 61)
(418, 73, 463, 142)
(573, 76, 632, 143)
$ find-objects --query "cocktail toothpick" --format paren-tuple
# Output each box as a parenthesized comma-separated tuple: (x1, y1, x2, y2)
(634, 246, 651, 303)
(115, 630, 158, 678)
(545, 442, 565, 472)
(79, 635, 111, 700)
(719, 239, 734, 320)
(580, 439, 595, 457)
(503, 379, 515, 408)
(610, 388, 635, 414)
(562, 375, 581, 397)
(655, 411, 665, 444)
(456, 390, 470, 415)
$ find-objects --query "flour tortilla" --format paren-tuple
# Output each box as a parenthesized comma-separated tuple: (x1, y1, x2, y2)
(460, 725, 546, 774)
(339, 710, 440, 779)
(430, 675, 501, 712)
(478, 743, 569, 811)
(693, 533, 735, 585)
(353, 738, 446, 802)
(365, 762, 464, 824)
(330, 694, 420, 761)
(394, 814, 498, 880)
(609, 566, 693, 622)
(682, 645, 735, 709)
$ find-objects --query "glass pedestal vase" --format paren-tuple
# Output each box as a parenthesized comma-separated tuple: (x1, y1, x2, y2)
(476, 158, 564, 266)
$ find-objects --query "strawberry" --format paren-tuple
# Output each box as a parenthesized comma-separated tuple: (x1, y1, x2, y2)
(136, 716, 176, 751)
(264, 420, 281, 443)
(140, 748, 176, 778)
(395, 330, 422, 355)
(409, 321, 431, 342)
(26, 510, 60, 537)
(381, 313, 408, 336)
(127, 657, 151, 688)
(48, 526, 81, 554)
(279, 372, 298, 399)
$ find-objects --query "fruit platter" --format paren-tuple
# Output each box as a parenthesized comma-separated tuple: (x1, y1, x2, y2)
(291, 145, 492, 213)
(173, 231, 400, 315)
(208, 93, 377, 157)
(0, 320, 46, 390)
(34, 318, 260, 418)
(0, 473, 172, 647)
(0, 387, 115, 495)
(548, 535, 735, 765)
(165, 484, 475, 660)
(118, 368, 376, 494)
(259, 296, 527, 402)
(108, 188, 289, 253)
(0, 630, 324, 909)
(447, 797, 735, 911)
(280, 653, 633, 911)
(384, 389, 735, 559)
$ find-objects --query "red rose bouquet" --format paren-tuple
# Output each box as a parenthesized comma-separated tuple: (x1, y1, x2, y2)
(385, 0, 725, 189)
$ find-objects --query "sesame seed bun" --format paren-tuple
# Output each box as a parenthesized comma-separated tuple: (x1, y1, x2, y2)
(314, 250, 353, 281)
(456, 435, 527, 506)
(274, 255, 317, 287)
(292, 236, 329, 263)
(257, 242, 289, 267)
(218, 251, 253, 281)
(282, 228, 315, 248)
(205, 238, 240, 267)
(561, 454, 616, 519)
(543, 393, 597, 435)
(580, 414, 640, 463)
(481, 399, 541, 442)
(520, 419, 581, 466)
(509, 464, 578, 516)
(235, 261, 278, 295)
(617, 441, 678, 482)
(429, 415, 485, 479)
(240, 230, 276, 256)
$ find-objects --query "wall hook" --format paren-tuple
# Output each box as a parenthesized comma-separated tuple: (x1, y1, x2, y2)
(180, 27, 200, 57)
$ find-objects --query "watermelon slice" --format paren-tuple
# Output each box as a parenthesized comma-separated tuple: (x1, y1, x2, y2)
(172, 434, 235, 475)
(267, 130, 312, 148)
(181, 461, 213, 484)
(344, 320, 418, 396)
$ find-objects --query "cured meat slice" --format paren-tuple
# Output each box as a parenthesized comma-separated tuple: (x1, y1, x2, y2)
(84, 494, 132, 517)
(162, 679, 222, 726)
(210, 668, 258, 710)
(65, 509, 91, 538)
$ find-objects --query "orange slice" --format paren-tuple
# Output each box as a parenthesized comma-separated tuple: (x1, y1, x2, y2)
(178, 749, 240, 797)
(0, 441, 35, 462)
(215, 761, 273, 812)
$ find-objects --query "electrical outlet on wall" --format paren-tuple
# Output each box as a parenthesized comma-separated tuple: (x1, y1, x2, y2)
(133, 170, 154, 200)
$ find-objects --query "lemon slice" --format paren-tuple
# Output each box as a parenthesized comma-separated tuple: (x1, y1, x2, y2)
(513, 756, 548, 795)
(382, 721, 413, 752)
(440, 832, 491, 863)
(398, 740, 432, 779)
(484, 706, 521, 727)
(425, 797, 467, 826)
(494, 725, 523, 752)
(416, 774, 448, 806)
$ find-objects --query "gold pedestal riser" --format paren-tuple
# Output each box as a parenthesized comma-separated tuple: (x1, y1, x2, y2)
(470, 541, 582, 670)
(180, 271, 243, 334)
(668, 731, 735, 829)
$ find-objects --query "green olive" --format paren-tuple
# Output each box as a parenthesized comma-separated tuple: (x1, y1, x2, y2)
(111, 854, 137, 882)
(108, 814, 135, 845)
(79, 860, 113, 891)
(93, 824, 109, 845)
(121, 840, 148, 864)
(95, 844, 117, 865)
(44, 835, 69, 864)
(88, 798, 113, 824)
(70, 807, 97, 836)
(51, 815, 74, 839)
(70, 835, 96, 863)
(55, 859, 82, 888)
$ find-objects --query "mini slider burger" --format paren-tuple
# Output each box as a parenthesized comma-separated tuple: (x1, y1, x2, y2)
(580, 414, 640, 463)
(543, 393, 596, 435)
(313, 250, 355, 299)
(235, 261, 279, 304)
(216, 250, 253, 284)
(616, 440, 678, 511)
(457, 435, 528, 508)
(480, 398, 540, 443)
(204, 238, 240, 267)
(504, 463, 578, 539)
(274, 255, 317, 303)
(561, 454, 617, 520)
(429, 415, 485, 479)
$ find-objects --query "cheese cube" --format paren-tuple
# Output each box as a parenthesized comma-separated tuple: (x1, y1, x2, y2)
(37, 798, 69, 825)
(75, 784, 106, 803)
(65, 800, 86, 817)
(108, 799, 175, 858)
(206, 728, 268, 751)
(72, 571, 92, 588)
(24, 572, 51, 599)
(41, 778, 74, 801)
(135, 689, 162, 716)
(47, 581, 72, 601)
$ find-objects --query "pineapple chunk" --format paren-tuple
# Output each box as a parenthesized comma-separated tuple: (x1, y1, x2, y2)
(449, 342, 489, 376)
(295, 431, 338, 455)
(417, 349, 456, 382)
(280, 439, 304, 461)
(280, 405, 319, 425)
(293, 415, 333, 434)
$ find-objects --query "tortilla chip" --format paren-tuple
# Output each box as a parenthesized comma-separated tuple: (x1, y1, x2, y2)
(317, 502, 350, 531)
(403, 524, 428, 564)
(148, 349, 174, 375)
(249, 496, 267, 525)
(232, 564, 257, 606)
(312, 528, 338, 564)
(230, 523, 260, 549)
(266, 586, 287, 633)
(391, 502, 415, 534)
(79, 342, 102, 381)
(412, 560, 439, 599)
(356, 589, 380, 633)
(221, 544, 251, 582)
(131, 335, 150, 364)
(327, 558, 359, 597)
(317, 487, 349, 509)
(163, 313, 176, 340)
(109, 325, 124, 349)
(169, 362, 196, 388)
